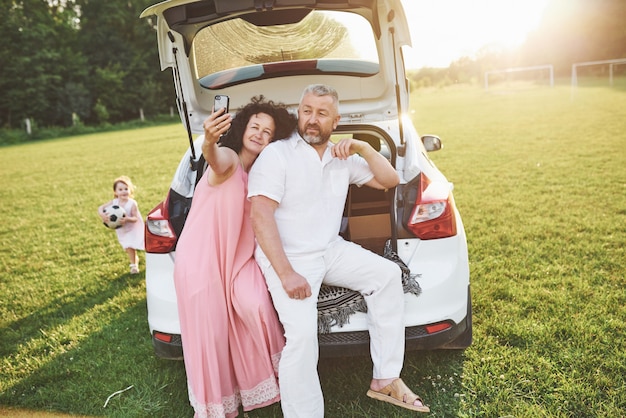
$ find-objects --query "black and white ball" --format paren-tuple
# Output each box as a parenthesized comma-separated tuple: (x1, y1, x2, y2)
(102, 205, 126, 229)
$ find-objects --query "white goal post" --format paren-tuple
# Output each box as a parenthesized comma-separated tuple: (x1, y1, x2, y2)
(484, 65, 554, 90)
(571, 58, 626, 88)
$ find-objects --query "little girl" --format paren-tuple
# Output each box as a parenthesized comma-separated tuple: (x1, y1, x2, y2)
(98, 175, 145, 274)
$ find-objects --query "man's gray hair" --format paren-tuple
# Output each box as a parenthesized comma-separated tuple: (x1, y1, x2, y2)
(300, 84, 339, 108)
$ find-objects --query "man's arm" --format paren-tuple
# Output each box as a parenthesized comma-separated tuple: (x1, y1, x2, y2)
(250, 195, 312, 300)
(331, 138, 399, 190)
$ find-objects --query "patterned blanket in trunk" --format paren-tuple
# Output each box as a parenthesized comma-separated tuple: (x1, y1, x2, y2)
(316, 241, 422, 333)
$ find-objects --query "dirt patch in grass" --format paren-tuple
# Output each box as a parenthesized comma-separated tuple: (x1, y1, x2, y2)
(0, 407, 94, 417)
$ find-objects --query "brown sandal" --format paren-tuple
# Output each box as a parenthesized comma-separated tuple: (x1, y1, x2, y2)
(366, 378, 430, 413)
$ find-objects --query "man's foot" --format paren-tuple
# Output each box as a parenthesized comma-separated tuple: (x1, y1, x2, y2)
(367, 378, 429, 412)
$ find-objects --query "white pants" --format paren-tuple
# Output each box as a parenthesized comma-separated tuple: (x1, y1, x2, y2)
(256, 238, 405, 418)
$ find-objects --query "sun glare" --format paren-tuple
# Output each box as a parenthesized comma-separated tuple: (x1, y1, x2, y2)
(401, 0, 549, 68)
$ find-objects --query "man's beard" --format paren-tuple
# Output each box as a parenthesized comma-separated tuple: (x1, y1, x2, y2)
(300, 124, 330, 145)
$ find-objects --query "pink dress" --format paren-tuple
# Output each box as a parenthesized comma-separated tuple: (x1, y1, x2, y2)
(114, 198, 144, 250)
(174, 164, 284, 418)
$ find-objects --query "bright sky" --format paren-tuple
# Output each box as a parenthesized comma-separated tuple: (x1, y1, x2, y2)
(400, 0, 549, 68)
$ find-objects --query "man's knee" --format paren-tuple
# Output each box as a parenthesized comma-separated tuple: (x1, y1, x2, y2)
(371, 255, 402, 282)
(282, 316, 319, 361)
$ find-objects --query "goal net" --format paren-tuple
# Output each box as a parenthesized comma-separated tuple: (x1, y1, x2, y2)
(484, 65, 554, 90)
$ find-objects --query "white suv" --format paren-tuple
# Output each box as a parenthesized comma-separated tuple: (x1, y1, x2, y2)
(141, 0, 471, 359)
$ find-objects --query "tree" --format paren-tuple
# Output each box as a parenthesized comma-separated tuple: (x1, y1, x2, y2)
(75, 0, 173, 124)
(521, 0, 626, 75)
(0, 0, 87, 128)
(1, 0, 174, 128)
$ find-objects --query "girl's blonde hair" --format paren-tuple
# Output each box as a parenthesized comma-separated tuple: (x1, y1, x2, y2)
(112, 175, 136, 198)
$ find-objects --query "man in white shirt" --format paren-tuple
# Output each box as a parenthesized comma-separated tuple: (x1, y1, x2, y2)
(248, 84, 429, 416)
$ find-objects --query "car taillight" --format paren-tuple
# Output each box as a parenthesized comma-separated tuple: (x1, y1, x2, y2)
(145, 201, 177, 253)
(404, 173, 457, 240)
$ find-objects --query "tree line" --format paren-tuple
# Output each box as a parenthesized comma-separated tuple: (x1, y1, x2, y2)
(2, 0, 625, 131)
(1, 0, 172, 130)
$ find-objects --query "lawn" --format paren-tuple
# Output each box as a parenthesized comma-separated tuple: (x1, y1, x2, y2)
(1, 80, 625, 417)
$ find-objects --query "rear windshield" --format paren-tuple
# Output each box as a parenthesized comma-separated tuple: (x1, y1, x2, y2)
(192, 10, 379, 89)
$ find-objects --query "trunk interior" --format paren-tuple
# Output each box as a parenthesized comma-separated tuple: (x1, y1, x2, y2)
(341, 184, 393, 256)
(338, 130, 395, 255)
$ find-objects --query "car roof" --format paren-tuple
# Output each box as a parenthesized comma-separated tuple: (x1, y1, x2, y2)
(141, 0, 413, 134)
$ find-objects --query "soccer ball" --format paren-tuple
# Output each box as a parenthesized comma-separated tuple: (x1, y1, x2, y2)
(102, 204, 126, 229)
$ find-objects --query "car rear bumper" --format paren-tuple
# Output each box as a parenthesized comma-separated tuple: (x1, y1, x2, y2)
(150, 314, 470, 360)
(150, 287, 471, 360)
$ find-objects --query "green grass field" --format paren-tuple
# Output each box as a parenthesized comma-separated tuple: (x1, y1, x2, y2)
(1, 81, 625, 417)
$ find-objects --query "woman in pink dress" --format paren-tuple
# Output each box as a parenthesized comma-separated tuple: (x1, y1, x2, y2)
(174, 97, 297, 417)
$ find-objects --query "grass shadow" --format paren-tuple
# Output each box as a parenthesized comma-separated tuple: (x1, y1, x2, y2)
(0, 298, 191, 417)
(0, 272, 143, 359)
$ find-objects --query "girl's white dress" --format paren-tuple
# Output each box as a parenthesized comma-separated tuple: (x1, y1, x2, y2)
(113, 198, 145, 250)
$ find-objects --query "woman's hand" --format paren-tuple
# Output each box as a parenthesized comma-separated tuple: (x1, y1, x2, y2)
(203, 107, 232, 146)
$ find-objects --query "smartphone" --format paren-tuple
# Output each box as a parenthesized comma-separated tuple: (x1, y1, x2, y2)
(214, 95, 229, 114)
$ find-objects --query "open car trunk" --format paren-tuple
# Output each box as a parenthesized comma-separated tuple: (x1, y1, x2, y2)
(141, 0, 412, 135)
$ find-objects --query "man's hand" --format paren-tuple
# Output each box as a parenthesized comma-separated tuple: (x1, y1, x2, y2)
(330, 137, 367, 160)
(331, 137, 399, 190)
(281, 270, 312, 300)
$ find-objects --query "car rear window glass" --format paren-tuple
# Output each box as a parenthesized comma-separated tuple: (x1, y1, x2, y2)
(192, 10, 379, 88)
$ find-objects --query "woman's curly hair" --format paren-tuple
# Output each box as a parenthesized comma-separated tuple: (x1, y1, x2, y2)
(218, 95, 297, 153)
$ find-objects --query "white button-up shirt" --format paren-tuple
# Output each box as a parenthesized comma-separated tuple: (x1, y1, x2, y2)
(248, 131, 374, 259)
